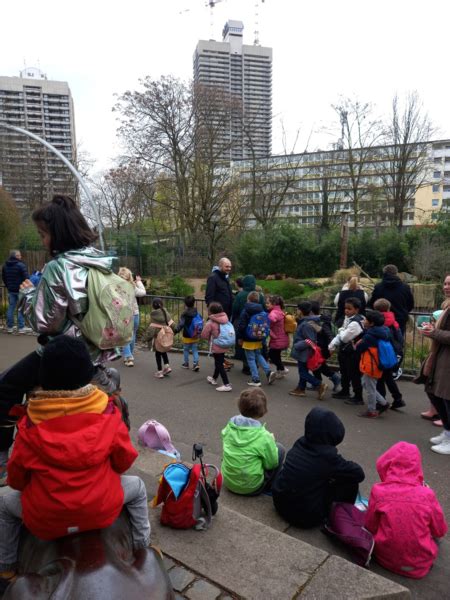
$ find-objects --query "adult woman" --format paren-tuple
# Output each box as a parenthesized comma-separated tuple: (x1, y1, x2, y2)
(118, 268, 146, 367)
(419, 274, 450, 455)
(334, 276, 368, 327)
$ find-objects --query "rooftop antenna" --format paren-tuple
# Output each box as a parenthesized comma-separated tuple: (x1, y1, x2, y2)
(254, 0, 266, 45)
(206, 0, 224, 39)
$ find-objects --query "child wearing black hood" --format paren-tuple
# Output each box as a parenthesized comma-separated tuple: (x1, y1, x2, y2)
(272, 407, 364, 528)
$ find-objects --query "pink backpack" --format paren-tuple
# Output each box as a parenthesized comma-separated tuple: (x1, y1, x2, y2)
(323, 502, 374, 567)
(138, 420, 179, 457)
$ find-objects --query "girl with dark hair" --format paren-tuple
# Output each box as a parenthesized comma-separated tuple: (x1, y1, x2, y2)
(145, 298, 176, 378)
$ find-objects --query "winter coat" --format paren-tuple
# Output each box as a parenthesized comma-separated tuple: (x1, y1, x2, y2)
(146, 307, 175, 350)
(231, 275, 265, 322)
(205, 268, 233, 317)
(368, 274, 414, 329)
(272, 407, 364, 528)
(131, 280, 146, 316)
(365, 442, 447, 579)
(175, 306, 200, 343)
(356, 325, 390, 354)
(221, 415, 279, 494)
(268, 305, 289, 350)
(290, 315, 321, 362)
(237, 301, 267, 350)
(334, 289, 367, 326)
(201, 311, 231, 353)
(2, 256, 29, 293)
(425, 308, 450, 400)
(329, 314, 364, 353)
(7, 385, 138, 541)
(19, 247, 120, 364)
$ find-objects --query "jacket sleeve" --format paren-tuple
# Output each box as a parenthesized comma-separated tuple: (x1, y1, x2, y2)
(294, 322, 316, 351)
(201, 320, 213, 340)
(237, 309, 249, 338)
(6, 435, 31, 491)
(205, 275, 216, 306)
(355, 332, 375, 353)
(134, 281, 146, 298)
(331, 454, 365, 484)
(20, 262, 29, 282)
(339, 321, 363, 344)
(364, 488, 380, 535)
(429, 493, 448, 539)
(110, 420, 139, 473)
(429, 329, 450, 346)
(260, 430, 280, 470)
(21, 265, 69, 334)
(174, 314, 186, 334)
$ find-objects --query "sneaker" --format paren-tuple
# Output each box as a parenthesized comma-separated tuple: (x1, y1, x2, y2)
(181, 363, 189, 369)
(392, 368, 403, 381)
(433, 419, 444, 427)
(289, 388, 306, 397)
(430, 432, 447, 445)
(247, 380, 262, 387)
(216, 384, 232, 392)
(7, 328, 14, 334)
(390, 399, 406, 410)
(332, 391, 351, 400)
(421, 410, 440, 421)
(126, 359, 134, 367)
(207, 376, 218, 385)
(431, 438, 450, 455)
(192, 364, 200, 372)
(154, 371, 164, 379)
(267, 371, 277, 385)
(358, 410, 380, 419)
(376, 402, 390, 414)
(18, 327, 32, 334)
(280, 367, 289, 375)
(163, 365, 172, 375)
(275, 371, 285, 379)
(344, 397, 364, 406)
(317, 382, 328, 401)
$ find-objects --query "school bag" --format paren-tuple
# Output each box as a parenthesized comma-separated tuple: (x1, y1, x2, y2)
(305, 339, 325, 371)
(138, 419, 180, 458)
(388, 326, 404, 357)
(284, 312, 297, 334)
(359, 347, 383, 379)
(151, 310, 174, 352)
(186, 313, 204, 339)
(377, 339, 398, 370)
(213, 321, 236, 348)
(246, 311, 270, 341)
(323, 502, 374, 567)
(74, 268, 135, 350)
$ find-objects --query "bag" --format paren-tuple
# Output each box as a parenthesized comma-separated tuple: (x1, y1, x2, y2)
(213, 321, 236, 348)
(151, 309, 174, 352)
(323, 502, 374, 567)
(75, 268, 135, 350)
(284, 313, 297, 334)
(138, 419, 180, 458)
(305, 339, 325, 371)
(153, 462, 222, 530)
(246, 311, 270, 341)
(377, 339, 398, 370)
(388, 326, 404, 357)
(186, 313, 204, 339)
(359, 347, 383, 379)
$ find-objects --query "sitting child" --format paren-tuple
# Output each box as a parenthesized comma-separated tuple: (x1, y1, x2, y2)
(174, 295, 202, 371)
(221, 389, 285, 495)
(0, 336, 150, 593)
(272, 406, 364, 528)
(365, 441, 447, 579)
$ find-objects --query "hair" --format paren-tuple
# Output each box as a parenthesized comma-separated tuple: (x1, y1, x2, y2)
(365, 309, 385, 327)
(208, 301, 223, 315)
(247, 291, 259, 303)
(184, 295, 195, 308)
(238, 388, 268, 419)
(152, 297, 164, 310)
(268, 294, 285, 309)
(348, 276, 359, 291)
(344, 297, 361, 310)
(373, 298, 391, 312)
(310, 300, 321, 315)
(235, 277, 243, 289)
(9, 249, 21, 258)
(32, 195, 98, 255)
(118, 267, 133, 284)
(383, 264, 398, 276)
(297, 301, 312, 316)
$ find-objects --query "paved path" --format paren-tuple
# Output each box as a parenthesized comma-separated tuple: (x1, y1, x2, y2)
(1, 333, 449, 598)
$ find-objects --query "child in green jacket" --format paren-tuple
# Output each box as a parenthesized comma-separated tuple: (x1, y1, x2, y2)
(221, 389, 285, 495)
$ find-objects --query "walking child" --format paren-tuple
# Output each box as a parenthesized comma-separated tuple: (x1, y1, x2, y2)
(146, 298, 176, 379)
(201, 302, 234, 392)
(310, 301, 341, 392)
(175, 295, 202, 371)
(266, 295, 289, 378)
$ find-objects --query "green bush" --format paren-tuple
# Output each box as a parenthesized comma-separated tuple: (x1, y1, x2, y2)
(166, 275, 194, 297)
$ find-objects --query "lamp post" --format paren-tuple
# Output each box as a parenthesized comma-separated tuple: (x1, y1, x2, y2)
(0, 121, 104, 251)
(339, 207, 351, 269)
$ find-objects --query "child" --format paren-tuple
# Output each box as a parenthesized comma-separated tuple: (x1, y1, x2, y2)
(201, 302, 233, 392)
(118, 267, 146, 367)
(329, 297, 364, 405)
(146, 298, 176, 379)
(221, 389, 285, 495)
(289, 301, 327, 400)
(237, 291, 276, 387)
(365, 441, 447, 579)
(175, 295, 201, 371)
(355, 310, 390, 418)
(266, 295, 289, 378)
(310, 301, 341, 392)
(0, 336, 150, 592)
(272, 407, 364, 528)
(373, 298, 405, 409)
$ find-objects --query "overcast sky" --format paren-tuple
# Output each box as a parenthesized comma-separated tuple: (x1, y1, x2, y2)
(2, 0, 449, 170)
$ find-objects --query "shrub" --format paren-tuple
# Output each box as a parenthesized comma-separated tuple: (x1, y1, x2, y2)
(166, 275, 194, 297)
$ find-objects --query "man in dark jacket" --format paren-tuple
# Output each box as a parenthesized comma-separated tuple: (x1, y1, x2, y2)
(1, 250, 30, 334)
(272, 407, 364, 528)
(205, 258, 233, 318)
(368, 265, 414, 335)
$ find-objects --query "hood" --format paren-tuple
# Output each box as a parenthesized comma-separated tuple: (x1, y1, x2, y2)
(151, 307, 168, 321)
(57, 247, 117, 274)
(211, 265, 228, 279)
(209, 312, 229, 324)
(230, 415, 261, 428)
(383, 311, 399, 328)
(299, 315, 321, 325)
(242, 275, 257, 291)
(381, 273, 402, 288)
(376, 442, 423, 486)
(304, 407, 345, 446)
(5, 257, 21, 267)
(224, 420, 265, 446)
(366, 325, 390, 340)
(244, 302, 264, 315)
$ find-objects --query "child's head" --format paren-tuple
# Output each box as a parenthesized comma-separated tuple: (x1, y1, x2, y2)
(247, 291, 259, 303)
(344, 297, 361, 317)
(267, 294, 284, 310)
(364, 309, 385, 328)
(152, 297, 164, 310)
(373, 298, 391, 313)
(118, 267, 133, 283)
(238, 389, 268, 419)
(39, 336, 94, 391)
(297, 301, 312, 317)
(32, 195, 98, 256)
(310, 301, 320, 316)
(208, 302, 223, 315)
(184, 295, 195, 308)
(305, 407, 345, 447)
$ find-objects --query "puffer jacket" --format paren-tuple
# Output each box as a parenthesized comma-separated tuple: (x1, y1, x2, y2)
(365, 442, 447, 579)
(201, 312, 230, 353)
(268, 305, 289, 350)
(2, 256, 29, 293)
(291, 316, 321, 362)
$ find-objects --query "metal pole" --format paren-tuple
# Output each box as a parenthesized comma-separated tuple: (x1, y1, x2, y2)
(0, 121, 104, 251)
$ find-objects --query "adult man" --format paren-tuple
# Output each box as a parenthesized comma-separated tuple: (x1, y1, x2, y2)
(205, 257, 233, 318)
(1, 250, 31, 334)
(368, 264, 414, 335)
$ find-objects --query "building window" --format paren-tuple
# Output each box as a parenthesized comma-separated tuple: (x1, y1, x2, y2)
(432, 199, 439, 207)
(433, 171, 441, 178)
(432, 184, 440, 192)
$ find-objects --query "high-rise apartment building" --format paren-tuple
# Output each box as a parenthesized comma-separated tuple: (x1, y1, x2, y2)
(0, 67, 76, 211)
(193, 20, 272, 162)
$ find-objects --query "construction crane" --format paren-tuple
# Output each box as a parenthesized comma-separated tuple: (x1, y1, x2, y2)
(254, 0, 266, 45)
(206, 0, 225, 39)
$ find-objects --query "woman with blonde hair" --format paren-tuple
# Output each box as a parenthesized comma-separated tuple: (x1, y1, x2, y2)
(118, 267, 146, 367)
(334, 275, 368, 327)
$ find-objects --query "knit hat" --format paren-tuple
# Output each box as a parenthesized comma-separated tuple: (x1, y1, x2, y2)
(39, 336, 95, 391)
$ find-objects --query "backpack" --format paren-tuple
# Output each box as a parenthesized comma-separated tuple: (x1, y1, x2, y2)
(388, 326, 404, 357)
(213, 321, 236, 348)
(317, 317, 333, 354)
(151, 310, 174, 352)
(138, 419, 180, 458)
(246, 311, 270, 341)
(305, 339, 325, 371)
(284, 312, 297, 333)
(75, 268, 135, 350)
(323, 502, 374, 567)
(153, 461, 222, 530)
(377, 339, 398, 370)
(186, 313, 204, 339)
(359, 347, 383, 379)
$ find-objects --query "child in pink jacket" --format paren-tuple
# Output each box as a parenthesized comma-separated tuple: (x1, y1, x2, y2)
(266, 295, 289, 378)
(201, 302, 233, 392)
(365, 441, 447, 579)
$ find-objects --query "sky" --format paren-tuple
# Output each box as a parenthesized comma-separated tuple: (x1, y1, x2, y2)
(1, 0, 449, 171)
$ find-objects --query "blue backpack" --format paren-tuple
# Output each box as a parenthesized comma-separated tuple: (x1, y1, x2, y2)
(246, 311, 270, 341)
(213, 322, 236, 348)
(186, 313, 204, 338)
(377, 339, 398, 370)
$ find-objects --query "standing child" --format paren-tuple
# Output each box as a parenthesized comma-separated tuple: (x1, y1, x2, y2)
(266, 295, 289, 378)
(201, 302, 233, 392)
(175, 295, 202, 371)
(221, 389, 285, 495)
(146, 298, 176, 379)
(310, 301, 341, 392)
(365, 441, 447, 579)
(237, 292, 276, 387)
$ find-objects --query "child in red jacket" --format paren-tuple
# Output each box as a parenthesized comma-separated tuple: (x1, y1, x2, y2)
(0, 336, 150, 591)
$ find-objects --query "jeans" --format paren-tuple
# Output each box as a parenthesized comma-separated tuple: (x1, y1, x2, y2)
(7, 292, 25, 330)
(0, 475, 151, 570)
(183, 343, 199, 365)
(362, 374, 388, 412)
(213, 353, 229, 385)
(245, 348, 270, 383)
(122, 314, 139, 359)
(297, 361, 321, 390)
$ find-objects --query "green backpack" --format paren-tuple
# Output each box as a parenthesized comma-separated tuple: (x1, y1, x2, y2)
(76, 268, 135, 350)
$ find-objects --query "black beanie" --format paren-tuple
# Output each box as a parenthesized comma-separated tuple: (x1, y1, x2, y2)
(39, 336, 95, 391)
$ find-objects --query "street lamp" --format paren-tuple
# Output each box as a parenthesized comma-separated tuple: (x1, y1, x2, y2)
(339, 204, 351, 269)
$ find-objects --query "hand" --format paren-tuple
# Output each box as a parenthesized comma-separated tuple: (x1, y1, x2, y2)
(419, 323, 435, 337)
(20, 279, 34, 290)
